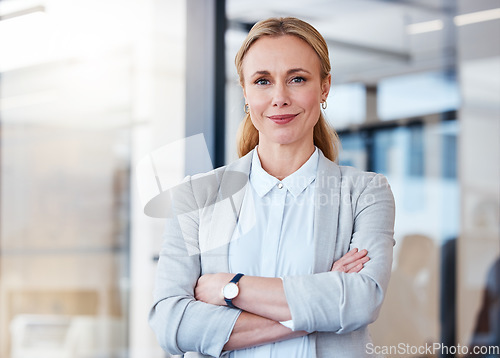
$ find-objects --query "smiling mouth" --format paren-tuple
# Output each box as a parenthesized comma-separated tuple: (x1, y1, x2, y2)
(268, 114, 298, 124)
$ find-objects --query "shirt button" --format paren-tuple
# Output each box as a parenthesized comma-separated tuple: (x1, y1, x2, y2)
(277, 183, 283, 189)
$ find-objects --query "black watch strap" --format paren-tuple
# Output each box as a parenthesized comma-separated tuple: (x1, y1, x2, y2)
(224, 273, 244, 308)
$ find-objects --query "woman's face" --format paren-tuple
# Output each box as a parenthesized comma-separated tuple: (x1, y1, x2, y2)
(242, 35, 330, 150)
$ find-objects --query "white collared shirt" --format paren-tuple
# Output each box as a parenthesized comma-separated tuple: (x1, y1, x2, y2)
(228, 147, 318, 358)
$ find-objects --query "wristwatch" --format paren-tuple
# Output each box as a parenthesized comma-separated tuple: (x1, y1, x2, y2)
(222, 273, 244, 309)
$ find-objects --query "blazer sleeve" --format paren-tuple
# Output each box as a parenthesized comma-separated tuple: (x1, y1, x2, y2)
(282, 173, 395, 333)
(148, 176, 241, 357)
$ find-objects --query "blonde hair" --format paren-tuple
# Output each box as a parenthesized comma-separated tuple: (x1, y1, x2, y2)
(235, 17, 340, 162)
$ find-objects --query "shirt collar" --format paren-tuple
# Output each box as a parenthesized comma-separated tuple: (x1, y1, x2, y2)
(250, 147, 319, 198)
(250, 149, 280, 197)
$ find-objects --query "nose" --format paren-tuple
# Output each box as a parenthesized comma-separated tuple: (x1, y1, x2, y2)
(271, 82, 290, 108)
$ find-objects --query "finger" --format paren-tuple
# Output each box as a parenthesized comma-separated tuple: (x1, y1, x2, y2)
(347, 258, 370, 273)
(330, 249, 369, 272)
(340, 248, 359, 260)
(330, 262, 346, 272)
(347, 263, 364, 274)
(353, 249, 368, 259)
(337, 249, 368, 266)
(343, 248, 358, 258)
(331, 248, 358, 268)
(345, 255, 370, 272)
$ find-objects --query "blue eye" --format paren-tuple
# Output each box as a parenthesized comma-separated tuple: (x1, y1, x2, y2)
(255, 78, 270, 85)
(291, 77, 306, 83)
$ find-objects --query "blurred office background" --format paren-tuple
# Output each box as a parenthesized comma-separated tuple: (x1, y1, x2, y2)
(0, 0, 498, 357)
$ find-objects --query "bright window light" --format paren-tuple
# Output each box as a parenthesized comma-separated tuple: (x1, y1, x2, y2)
(407, 8, 499, 35)
(454, 8, 500, 26)
(407, 19, 444, 35)
(0, 10, 50, 71)
(0, 9, 46, 27)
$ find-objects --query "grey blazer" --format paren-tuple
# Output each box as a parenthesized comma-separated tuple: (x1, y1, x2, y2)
(149, 149, 395, 358)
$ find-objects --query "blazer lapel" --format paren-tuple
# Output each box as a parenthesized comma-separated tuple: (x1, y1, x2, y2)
(202, 150, 253, 273)
(201, 149, 341, 274)
(313, 152, 341, 273)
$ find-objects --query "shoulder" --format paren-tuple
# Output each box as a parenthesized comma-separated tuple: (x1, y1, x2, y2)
(339, 164, 376, 181)
(337, 166, 395, 218)
(187, 150, 253, 204)
(317, 151, 389, 193)
(339, 165, 384, 189)
(340, 165, 392, 198)
(190, 149, 253, 180)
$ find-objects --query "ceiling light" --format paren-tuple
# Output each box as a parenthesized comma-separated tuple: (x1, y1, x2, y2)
(454, 8, 500, 26)
(0, 5, 45, 21)
(407, 20, 444, 35)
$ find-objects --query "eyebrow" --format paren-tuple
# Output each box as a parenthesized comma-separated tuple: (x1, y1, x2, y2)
(250, 68, 312, 77)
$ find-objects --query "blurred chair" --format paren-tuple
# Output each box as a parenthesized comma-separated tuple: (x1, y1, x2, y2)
(10, 315, 72, 358)
(10, 314, 126, 358)
(65, 315, 126, 358)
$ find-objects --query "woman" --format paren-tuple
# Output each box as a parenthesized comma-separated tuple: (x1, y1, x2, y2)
(149, 17, 395, 358)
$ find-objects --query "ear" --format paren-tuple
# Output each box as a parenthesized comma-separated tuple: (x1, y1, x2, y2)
(242, 87, 248, 103)
(321, 74, 331, 101)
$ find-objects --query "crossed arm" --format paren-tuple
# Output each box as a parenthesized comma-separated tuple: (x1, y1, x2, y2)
(194, 248, 370, 351)
(149, 172, 395, 356)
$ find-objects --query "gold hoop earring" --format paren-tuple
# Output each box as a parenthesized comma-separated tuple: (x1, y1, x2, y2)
(321, 101, 327, 110)
(244, 103, 249, 114)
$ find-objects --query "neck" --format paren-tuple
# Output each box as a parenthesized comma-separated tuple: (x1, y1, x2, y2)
(257, 140, 315, 180)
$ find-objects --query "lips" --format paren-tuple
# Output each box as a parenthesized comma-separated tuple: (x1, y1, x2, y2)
(268, 114, 298, 125)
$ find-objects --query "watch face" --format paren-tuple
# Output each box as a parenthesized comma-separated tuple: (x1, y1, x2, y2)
(223, 282, 239, 299)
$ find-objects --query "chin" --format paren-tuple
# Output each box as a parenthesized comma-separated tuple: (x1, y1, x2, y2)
(269, 138, 304, 148)
(270, 128, 312, 146)
(266, 132, 297, 146)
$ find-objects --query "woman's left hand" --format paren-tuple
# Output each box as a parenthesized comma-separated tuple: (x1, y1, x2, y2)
(195, 273, 235, 305)
(331, 248, 370, 273)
